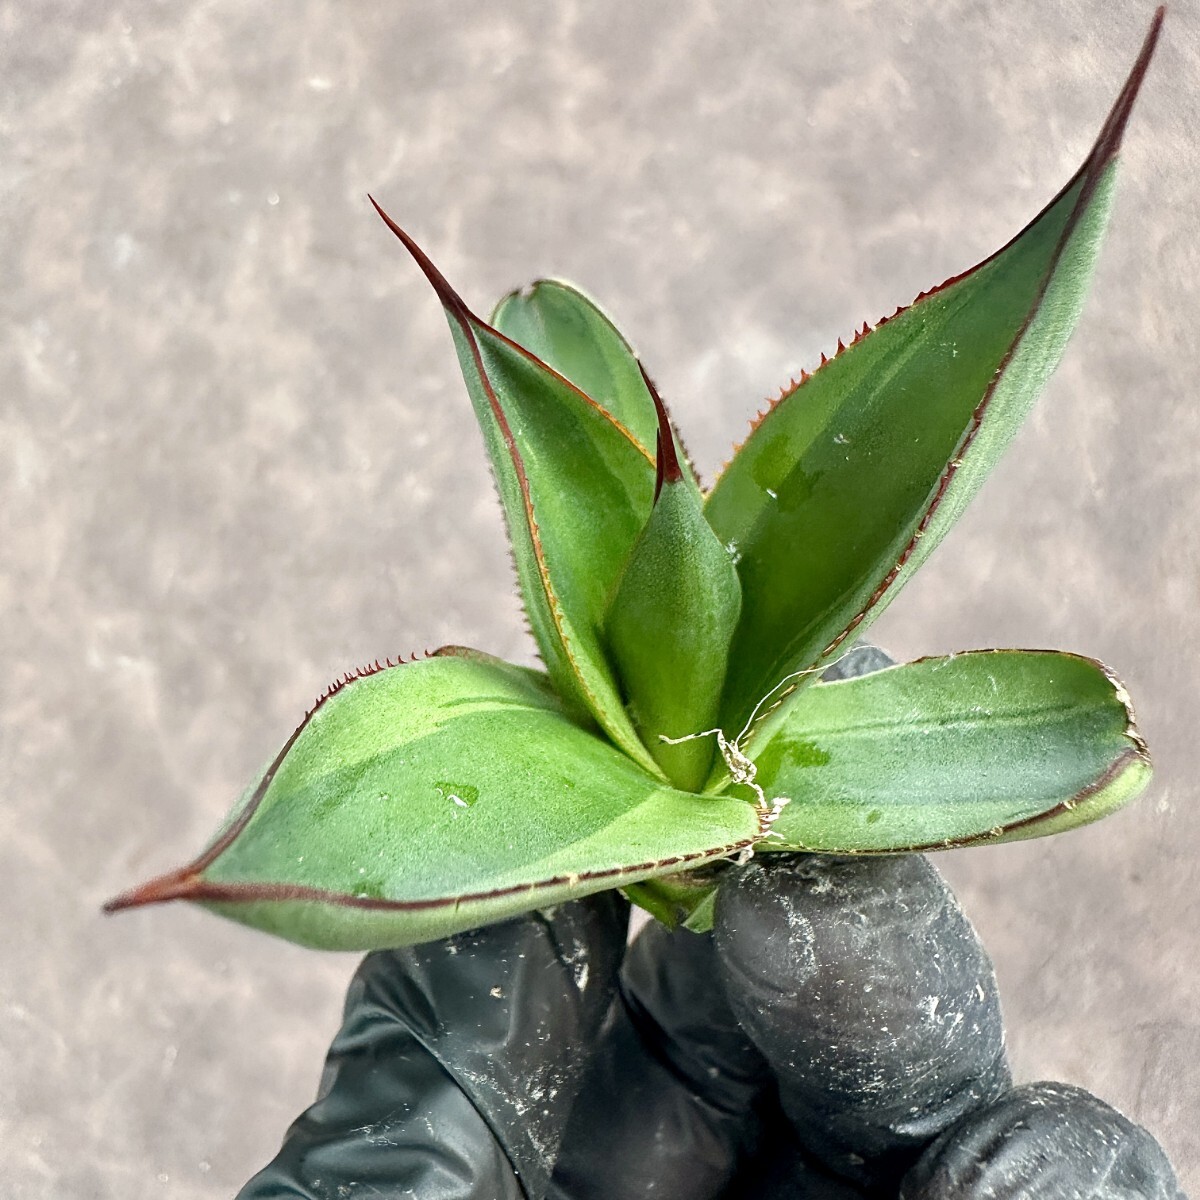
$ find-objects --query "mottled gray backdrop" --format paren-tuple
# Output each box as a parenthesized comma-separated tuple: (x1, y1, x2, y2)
(2, 2, 1197, 1196)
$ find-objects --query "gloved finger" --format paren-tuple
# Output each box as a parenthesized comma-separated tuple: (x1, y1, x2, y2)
(898, 1081, 1187, 1199)
(547, 916, 775, 1200)
(732, 1110, 873, 1199)
(715, 853, 1010, 1196)
(550, 645, 905, 1200)
(237, 891, 629, 1200)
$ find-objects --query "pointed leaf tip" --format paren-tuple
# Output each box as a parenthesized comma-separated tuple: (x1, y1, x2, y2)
(103, 865, 204, 913)
(1089, 8, 1164, 171)
(639, 362, 683, 498)
(108, 654, 760, 950)
(368, 195, 475, 321)
(706, 18, 1165, 735)
(370, 199, 663, 772)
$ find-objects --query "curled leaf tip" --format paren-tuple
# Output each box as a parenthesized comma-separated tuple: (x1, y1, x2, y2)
(639, 361, 683, 497)
(1096, 657, 1152, 760)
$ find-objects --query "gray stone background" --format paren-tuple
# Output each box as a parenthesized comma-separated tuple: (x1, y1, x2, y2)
(2, 1, 1197, 1196)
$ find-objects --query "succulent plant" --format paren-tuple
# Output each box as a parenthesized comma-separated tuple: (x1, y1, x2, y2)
(106, 14, 1163, 951)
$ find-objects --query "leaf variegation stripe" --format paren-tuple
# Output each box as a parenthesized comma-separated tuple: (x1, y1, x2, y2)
(370, 200, 660, 773)
(745, 650, 1151, 854)
(704, 16, 1163, 737)
(104, 653, 760, 950)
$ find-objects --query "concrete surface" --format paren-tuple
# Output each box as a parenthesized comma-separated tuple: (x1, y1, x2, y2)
(2, 2, 1198, 1196)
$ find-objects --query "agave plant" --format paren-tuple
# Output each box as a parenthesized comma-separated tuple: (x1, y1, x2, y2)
(106, 15, 1163, 951)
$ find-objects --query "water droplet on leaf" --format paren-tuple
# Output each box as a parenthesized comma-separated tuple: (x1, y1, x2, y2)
(435, 781, 480, 808)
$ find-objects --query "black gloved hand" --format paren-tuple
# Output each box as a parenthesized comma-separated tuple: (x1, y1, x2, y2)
(235, 893, 629, 1200)
(237, 647, 1186, 1199)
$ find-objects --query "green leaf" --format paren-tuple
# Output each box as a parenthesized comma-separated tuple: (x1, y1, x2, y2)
(490, 280, 659, 453)
(103, 651, 759, 950)
(745, 650, 1151, 853)
(604, 371, 742, 791)
(622, 867, 725, 931)
(369, 203, 661, 771)
(705, 16, 1163, 736)
(491, 279, 703, 495)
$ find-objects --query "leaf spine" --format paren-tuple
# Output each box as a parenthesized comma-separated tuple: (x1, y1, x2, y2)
(309, 652, 425, 714)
